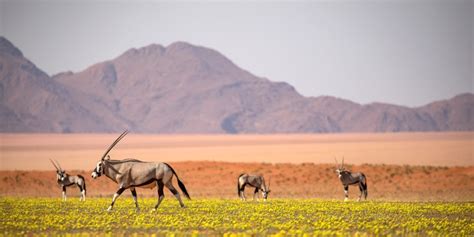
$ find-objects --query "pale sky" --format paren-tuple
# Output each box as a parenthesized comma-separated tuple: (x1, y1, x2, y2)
(0, 0, 472, 106)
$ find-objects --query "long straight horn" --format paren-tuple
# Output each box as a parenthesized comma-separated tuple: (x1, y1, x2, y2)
(50, 159, 59, 171)
(101, 130, 129, 161)
(342, 156, 344, 168)
(334, 157, 339, 168)
(54, 159, 63, 171)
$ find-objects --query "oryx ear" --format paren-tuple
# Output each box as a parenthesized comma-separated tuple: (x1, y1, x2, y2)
(106, 155, 111, 160)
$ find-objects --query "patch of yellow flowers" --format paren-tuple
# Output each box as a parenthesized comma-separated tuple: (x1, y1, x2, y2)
(0, 198, 472, 236)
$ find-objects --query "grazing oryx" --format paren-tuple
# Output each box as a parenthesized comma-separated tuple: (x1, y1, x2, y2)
(335, 157, 368, 201)
(50, 159, 86, 201)
(237, 173, 271, 201)
(91, 131, 191, 212)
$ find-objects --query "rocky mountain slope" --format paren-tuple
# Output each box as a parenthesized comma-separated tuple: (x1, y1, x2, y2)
(1, 37, 472, 133)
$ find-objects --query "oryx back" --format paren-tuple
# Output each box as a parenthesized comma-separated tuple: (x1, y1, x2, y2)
(107, 159, 170, 189)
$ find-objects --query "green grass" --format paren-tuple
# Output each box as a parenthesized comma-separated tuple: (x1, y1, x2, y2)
(0, 198, 472, 236)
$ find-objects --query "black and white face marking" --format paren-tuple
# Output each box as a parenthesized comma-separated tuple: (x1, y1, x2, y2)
(91, 161, 103, 179)
(262, 190, 271, 200)
(56, 171, 66, 182)
(336, 167, 346, 178)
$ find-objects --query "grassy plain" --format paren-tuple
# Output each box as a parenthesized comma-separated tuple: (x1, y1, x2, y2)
(1, 198, 472, 236)
(1, 132, 473, 235)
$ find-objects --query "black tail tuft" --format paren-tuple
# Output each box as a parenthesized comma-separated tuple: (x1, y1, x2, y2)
(237, 178, 240, 197)
(164, 163, 191, 200)
(77, 174, 86, 195)
(177, 179, 191, 200)
(364, 181, 368, 199)
(362, 174, 368, 199)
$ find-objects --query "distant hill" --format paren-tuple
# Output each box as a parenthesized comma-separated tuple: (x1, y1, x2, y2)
(1, 37, 472, 133)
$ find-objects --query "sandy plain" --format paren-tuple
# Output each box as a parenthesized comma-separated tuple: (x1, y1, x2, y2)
(0, 132, 472, 200)
(1, 132, 472, 170)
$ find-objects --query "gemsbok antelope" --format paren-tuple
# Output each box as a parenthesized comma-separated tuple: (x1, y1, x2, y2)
(237, 173, 271, 201)
(50, 159, 86, 201)
(91, 130, 191, 212)
(335, 157, 368, 201)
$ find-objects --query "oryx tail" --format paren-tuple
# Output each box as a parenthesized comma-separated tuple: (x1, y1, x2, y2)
(361, 173, 368, 198)
(237, 173, 245, 196)
(164, 163, 191, 200)
(77, 174, 87, 196)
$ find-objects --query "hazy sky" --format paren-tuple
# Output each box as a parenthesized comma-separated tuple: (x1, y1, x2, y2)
(0, 0, 472, 106)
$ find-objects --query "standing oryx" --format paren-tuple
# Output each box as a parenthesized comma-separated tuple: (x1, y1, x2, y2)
(91, 130, 191, 212)
(50, 159, 86, 201)
(237, 173, 271, 201)
(335, 157, 368, 201)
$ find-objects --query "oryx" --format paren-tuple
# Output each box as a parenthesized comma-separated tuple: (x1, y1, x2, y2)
(91, 131, 191, 212)
(50, 159, 86, 201)
(237, 173, 271, 201)
(335, 157, 368, 201)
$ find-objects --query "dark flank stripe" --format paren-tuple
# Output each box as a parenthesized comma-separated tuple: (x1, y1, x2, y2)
(130, 178, 157, 188)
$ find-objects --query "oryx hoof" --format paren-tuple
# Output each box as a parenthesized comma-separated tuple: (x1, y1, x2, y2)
(344, 197, 349, 202)
(107, 206, 113, 212)
(151, 208, 157, 213)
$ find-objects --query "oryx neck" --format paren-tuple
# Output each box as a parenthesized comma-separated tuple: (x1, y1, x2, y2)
(103, 161, 121, 181)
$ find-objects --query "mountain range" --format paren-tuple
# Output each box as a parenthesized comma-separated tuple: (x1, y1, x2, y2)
(0, 37, 472, 133)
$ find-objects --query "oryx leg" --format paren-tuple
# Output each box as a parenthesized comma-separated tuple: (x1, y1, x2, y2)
(108, 187, 125, 211)
(77, 184, 85, 201)
(154, 180, 165, 210)
(240, 184, 247, 201)
(253, 187, 259, 201)
(237, 183, 244, 200)
(358, 183, 363, 201)
(165, 182, 185, 208)
(62, 186, 67, 201)
(343, 185, 349, 201)
(131, 188, 139, 211)
(81, 188, 86, 201)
